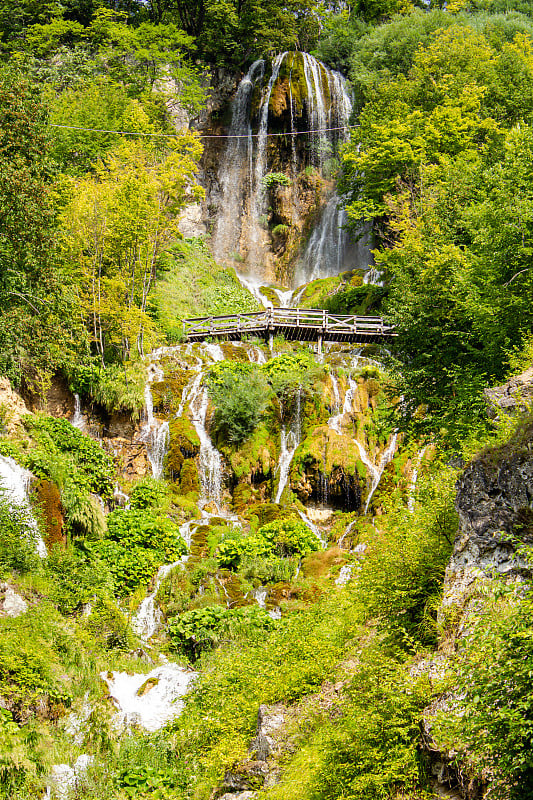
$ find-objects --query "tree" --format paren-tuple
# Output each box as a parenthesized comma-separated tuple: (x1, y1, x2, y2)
(62, 135, 204, 363)
(0, 66, 84, 390)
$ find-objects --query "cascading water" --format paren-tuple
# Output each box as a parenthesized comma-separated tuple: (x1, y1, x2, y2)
(71, 394, 86, 431)
(140, 363, 169, 480)
(407, 446, 428, 513)
(212, 59, 265, 264)
(274, 387, 302, 503)
(188, 376, 223, 506)
(0, 455, 47, 557)
(363, 431, 399, 514)
(213, 51, 366, 284)
(133, 561, 183, 640)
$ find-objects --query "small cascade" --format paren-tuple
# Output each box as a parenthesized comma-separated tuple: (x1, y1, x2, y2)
(301, 53, 329, 169)
(337, 519, 357, 549)
(188, 377, 223, 506)
(203, 342, 225, 363)
(101, 662, 197, 732)
(133, 561, 182, 640)
(271, 287, 295, 308)
(274, 388, 302, 504)
(330, 373, 341, 414)
(113, 484, 130, 508)
(253, 587, 268, 608)
(0, 455, 47, 557)
(297, 509, 326, 548)
(71, 394, 86, 431)
(235, 271, 273, 309)
(407, 446, 428, 513)
(140, 363, 169, 479)
(328, 376, 357, 434)
(363, 431, 399, 514)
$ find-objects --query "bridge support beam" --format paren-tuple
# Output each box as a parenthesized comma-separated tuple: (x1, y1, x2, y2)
(317, 334, 323, 355)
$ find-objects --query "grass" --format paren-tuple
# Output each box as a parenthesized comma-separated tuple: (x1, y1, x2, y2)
(152, 238, 259, 341)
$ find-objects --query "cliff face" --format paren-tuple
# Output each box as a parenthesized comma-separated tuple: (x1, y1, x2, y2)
(426, 371, 533, 799)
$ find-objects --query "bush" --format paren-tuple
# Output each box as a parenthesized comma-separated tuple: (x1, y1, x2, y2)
(261, 171, 291, 189)
(168, 604, 273, 659)
(208, 369, 271, 445)
(87, 508, 186, 595)
(25, 415, 114, 498)
(433, 585, 533, 798)
(44, 545, 112, 615)
(0, 496, 41, 577)
(216, 519, 320, 570)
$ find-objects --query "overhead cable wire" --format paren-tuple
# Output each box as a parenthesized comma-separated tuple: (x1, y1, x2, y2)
(49, 123, 351, 138)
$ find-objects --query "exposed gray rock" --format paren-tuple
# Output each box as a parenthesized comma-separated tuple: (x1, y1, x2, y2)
(218, 794, 256, 800)
(0, 583, 28, 617)
(249, 704, 285, 761)
(484, 365, 533, 417)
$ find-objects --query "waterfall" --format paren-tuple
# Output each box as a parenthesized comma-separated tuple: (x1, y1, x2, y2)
(363, 431, 399, 514)
(253, 587, 268, 608)
(335, 564, 354, 586)
(213, 51, 365, 282)
(212, 59, 265, 263)
(407, 446, 428, 513)
(274, 387, 302, 504)
(188, 376, 223, 506)
(71, 394, 86, 431)
(247, 52, 288, 268)
(297, 509, 326, 548)
(133, 561, 182, 640)
(0, 455, 47, 557)
(139, 363, 169, 480)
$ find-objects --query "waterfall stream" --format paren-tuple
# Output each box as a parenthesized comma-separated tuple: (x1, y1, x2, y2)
(0, 455, 47, 557)
(274, 388, 302, 503)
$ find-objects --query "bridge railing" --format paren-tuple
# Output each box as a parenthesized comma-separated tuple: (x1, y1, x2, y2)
(183, 308, 395, 339)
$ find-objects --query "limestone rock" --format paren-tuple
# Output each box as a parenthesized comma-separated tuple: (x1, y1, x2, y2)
(484, 365, 533, 416)
(0, 583, 28, 617)
(249, 704, 285, 761)
(0, 377, 30, 432)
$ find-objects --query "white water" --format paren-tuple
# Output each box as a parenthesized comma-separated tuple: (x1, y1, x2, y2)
(188, 376, 223, 506)
(407, 446, 428, 513)
(253, 587, 268, 608)
(337, 519, 357, 549)
(335, 564, 354, 586)
(113, 483, 130, 508)
(139, 363, 169, 479)
(297, 509, 326, 548)
(236, 271, 273, 309)
(71, 394, 86, 431)
(0, 455, 47, 557)
(133, 561, 182, 640)
(363, 431, 399, 514)
(102, 662, 197, 732)
(274, 387, 302, 503)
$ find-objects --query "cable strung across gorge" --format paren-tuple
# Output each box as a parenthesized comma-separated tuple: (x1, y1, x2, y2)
(49, 123, 351, 139)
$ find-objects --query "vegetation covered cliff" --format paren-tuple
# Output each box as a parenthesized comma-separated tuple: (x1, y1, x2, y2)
(1, 1, 533, 799)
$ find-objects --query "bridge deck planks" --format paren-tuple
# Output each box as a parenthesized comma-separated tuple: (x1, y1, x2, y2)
(183, 308, 395, 345)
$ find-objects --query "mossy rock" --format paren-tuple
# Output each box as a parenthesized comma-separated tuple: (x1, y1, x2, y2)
(225, 423, 276, 482)
(232, 483, 259, 514)
(36, 479, 65, 548)
(166, 417, 200, 480)
(179, 458, 200, 494)
(245, 502, 287, 527)
(151, 370, 190, 415)
(296, 275, 343, 309)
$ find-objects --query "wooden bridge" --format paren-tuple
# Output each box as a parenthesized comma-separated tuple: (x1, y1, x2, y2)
(183, 308, 395, 350)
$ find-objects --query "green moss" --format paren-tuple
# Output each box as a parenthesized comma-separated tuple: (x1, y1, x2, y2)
(179, 459, 200, 494)
(292, 426, 367, 480)
(166, 417, 200, 479)
(297, 276, 343, 309)
(151, 370, 190, 415)
(224, 423, 276, 481)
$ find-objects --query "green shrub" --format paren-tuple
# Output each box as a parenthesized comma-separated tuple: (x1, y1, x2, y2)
(84, 597, 133, 651)
(25, 415, 114, 498)
(216, 519, 320, 570)
(0, 497, 41, 577)
(208, 369, 271, 446)
(261, 172, 291, 189)
(87, 508, 186, 595)
(168, 604, 272, 659)
(433, 585, 533, 798)
(88, 361, 146, 418)
(44, 545, 112, 615)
